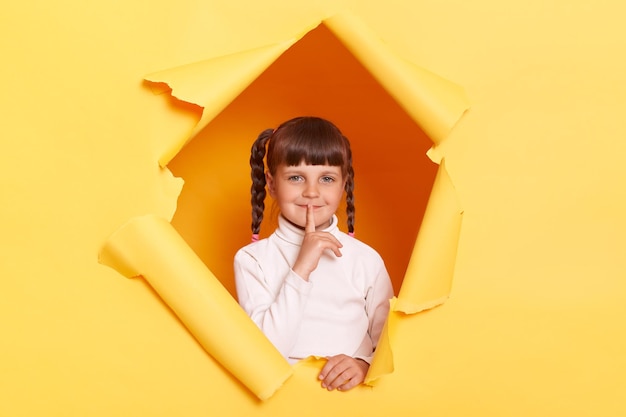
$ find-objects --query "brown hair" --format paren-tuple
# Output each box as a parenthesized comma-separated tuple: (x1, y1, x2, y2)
(249, 116, 355, 236)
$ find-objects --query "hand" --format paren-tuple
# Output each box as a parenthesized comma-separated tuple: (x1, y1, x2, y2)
(292, 204, 342, 281)
(318, 354, 369, 391)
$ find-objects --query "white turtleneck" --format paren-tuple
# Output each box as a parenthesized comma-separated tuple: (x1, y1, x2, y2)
(234, 215, 393, 364)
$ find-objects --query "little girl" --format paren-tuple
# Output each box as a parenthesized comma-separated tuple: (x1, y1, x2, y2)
(234, 116, 393, 391)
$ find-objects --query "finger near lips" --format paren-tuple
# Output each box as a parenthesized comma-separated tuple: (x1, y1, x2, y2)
(305, 203, 316, 233)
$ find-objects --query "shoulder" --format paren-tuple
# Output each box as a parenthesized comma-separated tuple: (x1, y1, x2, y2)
(235, 238, 270, 262)
(335, 232, 392, 289)
(336, 231, 385, 264)
(234, 233, 286, 265)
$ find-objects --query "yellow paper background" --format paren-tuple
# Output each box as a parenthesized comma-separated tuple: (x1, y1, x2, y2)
(2, 1, 625, 416)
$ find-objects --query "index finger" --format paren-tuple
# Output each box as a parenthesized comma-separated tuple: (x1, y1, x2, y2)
(305, 203, 316, 233)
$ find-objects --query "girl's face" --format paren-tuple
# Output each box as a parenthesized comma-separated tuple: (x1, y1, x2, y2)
(266, 162, 345, 231)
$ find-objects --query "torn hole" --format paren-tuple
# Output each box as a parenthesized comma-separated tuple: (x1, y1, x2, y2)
(99, 12, 467, 400)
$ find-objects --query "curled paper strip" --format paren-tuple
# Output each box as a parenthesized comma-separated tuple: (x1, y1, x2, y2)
(366, 160, 463, 381)
(98, 215, 292, 400)
(146, 41, 295, 167)
(324, 12, 470, 145)
(396, 159, 464, 313)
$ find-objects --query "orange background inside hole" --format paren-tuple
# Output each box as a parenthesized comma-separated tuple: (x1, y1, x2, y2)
(168, 24, 438, 297)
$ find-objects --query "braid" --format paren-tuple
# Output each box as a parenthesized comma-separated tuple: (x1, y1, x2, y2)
(250, 128, 273, 235)
(344, 137, 355, 235)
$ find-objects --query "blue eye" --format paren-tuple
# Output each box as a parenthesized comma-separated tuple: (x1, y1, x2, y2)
(288, 175, 303, 182)
(320, 176, 335, 183)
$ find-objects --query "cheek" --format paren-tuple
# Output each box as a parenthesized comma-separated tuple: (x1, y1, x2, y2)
(329, 187, 345, 204)
(273, 185, 295, 202)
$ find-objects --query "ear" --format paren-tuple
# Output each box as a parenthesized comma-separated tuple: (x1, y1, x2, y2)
(265, 171, 276, 198)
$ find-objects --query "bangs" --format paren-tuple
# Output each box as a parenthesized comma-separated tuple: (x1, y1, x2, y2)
(282, 135, 345, 167)
(268, 117, 348, 173)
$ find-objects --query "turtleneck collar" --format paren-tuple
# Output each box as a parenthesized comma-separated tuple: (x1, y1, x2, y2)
(275, 214, 339, 245)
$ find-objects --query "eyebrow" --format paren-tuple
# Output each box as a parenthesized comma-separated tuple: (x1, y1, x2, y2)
(282, 168, 341, 176)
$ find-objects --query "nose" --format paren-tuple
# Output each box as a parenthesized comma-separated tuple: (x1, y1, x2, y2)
(302, 181, 319, 198)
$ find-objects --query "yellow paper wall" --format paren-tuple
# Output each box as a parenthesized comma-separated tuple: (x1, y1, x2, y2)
(2, 1, 625, 416)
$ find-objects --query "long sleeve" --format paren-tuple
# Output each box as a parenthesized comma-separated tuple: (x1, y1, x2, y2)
(365, 260, 394, 350)
(234, 215, 394, 364)
(234, 247, 312, 358)
(353, 254, 393, 364)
